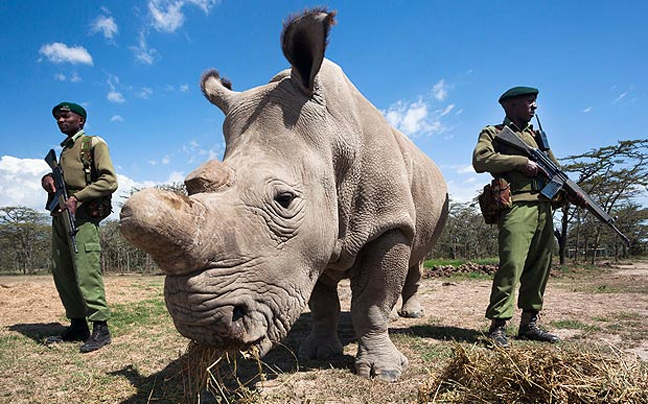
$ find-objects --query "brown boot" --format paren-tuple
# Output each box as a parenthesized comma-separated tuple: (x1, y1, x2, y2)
(517, 311, 560, 343)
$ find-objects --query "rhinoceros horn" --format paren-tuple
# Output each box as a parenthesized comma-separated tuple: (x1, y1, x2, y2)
(119, 160, 234, 275)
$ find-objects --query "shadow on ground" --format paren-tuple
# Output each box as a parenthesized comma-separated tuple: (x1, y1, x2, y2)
(8, 322, 67, 344)
(109, 312, 357, 404)
(392, 324, 484, 344)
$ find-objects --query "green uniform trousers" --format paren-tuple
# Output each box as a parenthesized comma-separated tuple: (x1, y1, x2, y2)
(486, 201, 554, 320)
(51, 214, 110, 322)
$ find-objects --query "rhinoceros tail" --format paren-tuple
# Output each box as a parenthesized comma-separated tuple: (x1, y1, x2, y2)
(201, 69, 235, 114)
(280, 7, 337, 95)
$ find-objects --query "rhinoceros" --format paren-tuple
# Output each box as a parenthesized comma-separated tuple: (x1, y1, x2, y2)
(119, 8, 448, 381)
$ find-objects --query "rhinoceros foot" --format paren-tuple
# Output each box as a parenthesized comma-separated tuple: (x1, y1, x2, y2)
(298, 332, 343, 360)
(355, 336, 409, 382)
(397, 296, 425, 318)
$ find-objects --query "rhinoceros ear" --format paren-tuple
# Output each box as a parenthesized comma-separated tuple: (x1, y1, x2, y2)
(201, 69, 237, 114)
(281, 8, 336, 95)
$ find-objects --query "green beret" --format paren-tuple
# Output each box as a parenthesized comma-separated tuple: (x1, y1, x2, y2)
(52, 102, 87, 119)
(498, 86, 539, 104)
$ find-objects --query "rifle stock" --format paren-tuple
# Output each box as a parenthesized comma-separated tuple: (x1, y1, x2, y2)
(45, 149, 78, 253)
(495, 127, 630, 246)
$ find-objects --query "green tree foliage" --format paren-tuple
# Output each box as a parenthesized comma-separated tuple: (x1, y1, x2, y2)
(558, 139, 648, 263)
(431, 200, 498, 259)
(0, 206, 50, 274)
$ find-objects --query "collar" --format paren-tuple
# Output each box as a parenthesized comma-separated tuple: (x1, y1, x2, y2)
(60, 130, 86, 148)
(503, 117, 533, 133)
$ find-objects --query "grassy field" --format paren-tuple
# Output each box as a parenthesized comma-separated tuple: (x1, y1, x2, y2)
(1, 261, 647, 403)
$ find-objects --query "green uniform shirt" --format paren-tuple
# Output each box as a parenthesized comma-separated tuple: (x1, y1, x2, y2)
(59, 130, 118, 202)
(472, 118, 560, 203)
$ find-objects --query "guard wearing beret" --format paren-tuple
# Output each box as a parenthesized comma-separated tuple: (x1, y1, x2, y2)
(41, 102, 118, 353)
(472, 87, 562, 348)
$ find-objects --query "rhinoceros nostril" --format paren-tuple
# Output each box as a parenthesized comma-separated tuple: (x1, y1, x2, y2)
(232, 305, 246, 322)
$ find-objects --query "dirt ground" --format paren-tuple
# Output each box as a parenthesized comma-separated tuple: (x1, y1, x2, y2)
(0, 261, 647, 403)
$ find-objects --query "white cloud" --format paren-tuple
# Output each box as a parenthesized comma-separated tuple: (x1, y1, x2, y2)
(54, 72, 82, 82)
(111, 115, 124, 122)
(445, 178, 483, 204)
(90, 15, 118, 40)
(161, 156, 171, 165)
(614, 91, 628, 104)
(382, 98, 445, 138)
(167, 171, 186, 183)
(0, 156, 50, 211)
(131, 31, 159, 64)
(106, 75, 125, 103)
(179, 84, 189, 92)
(148, 0, 218, 33)
(583, 106, 592, 113)
(381, 79, 458, 138)
(39, 42, 94, 65)
(432, 79, 449, 101)
(136, 87, 153, 99)
(107, 91, 125, 103)
(0, 155, 185, 221)
(439, 104, 455, 117)
(457, 164, 475, 174)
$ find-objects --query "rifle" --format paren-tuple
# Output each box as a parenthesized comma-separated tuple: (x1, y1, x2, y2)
(45, 149, 78, 253)
(495, 125, 630, 246)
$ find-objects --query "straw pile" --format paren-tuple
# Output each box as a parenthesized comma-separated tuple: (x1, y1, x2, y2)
(179, 342, 269, 404)
(419, 344, 648, 404)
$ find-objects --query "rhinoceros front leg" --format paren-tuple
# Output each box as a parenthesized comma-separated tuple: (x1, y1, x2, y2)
(298, 277, 343, 360)
(398, 261, 424, 318)
(351, 229, 410, 381)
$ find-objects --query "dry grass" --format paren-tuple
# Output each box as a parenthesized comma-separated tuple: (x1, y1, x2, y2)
(419, 343, 648, 404)
(1, 262, 648, 404)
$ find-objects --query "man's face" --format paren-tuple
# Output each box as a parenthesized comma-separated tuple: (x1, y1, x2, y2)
(504, 95, 537, 124)
(54, 111, 85, 136)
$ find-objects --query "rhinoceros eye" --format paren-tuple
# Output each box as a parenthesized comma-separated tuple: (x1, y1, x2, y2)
(274, 191, 295, 209)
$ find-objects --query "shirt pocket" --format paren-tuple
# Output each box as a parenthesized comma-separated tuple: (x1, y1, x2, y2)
(84, 242, 102, 253)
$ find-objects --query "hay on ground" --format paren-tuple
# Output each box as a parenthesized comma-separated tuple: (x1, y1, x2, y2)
(419, 343, 648, 404)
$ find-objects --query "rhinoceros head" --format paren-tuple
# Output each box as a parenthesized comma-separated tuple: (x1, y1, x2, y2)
(120, 9, 341, 354)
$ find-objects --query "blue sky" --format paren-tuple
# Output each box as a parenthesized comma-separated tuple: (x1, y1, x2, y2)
(1, 1, 646, 219)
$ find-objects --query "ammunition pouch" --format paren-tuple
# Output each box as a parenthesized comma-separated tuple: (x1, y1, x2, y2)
(478, 178, 512, 224)
(85, 196, 112, 221)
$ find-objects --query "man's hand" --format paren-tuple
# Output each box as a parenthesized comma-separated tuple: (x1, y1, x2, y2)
(568, 192, 588, 209)
(63, 196, 78, 215)
(521, 160, 549, 177)
(42, 174, 56, 193)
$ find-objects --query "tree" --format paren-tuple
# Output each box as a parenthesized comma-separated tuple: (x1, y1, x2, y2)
(0, 206, 50, 274)
(558, 139, 648, 263)
(432, 199, 498, 259)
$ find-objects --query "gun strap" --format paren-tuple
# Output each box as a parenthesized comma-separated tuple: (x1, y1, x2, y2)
(80, 136, 94, 186)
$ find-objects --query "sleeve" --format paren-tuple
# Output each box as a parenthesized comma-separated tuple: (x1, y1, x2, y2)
(472, 126, 529, 175)
(73, 139, 118, 202)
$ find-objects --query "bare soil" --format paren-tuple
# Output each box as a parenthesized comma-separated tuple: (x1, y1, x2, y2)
(0, 261, 647, 403)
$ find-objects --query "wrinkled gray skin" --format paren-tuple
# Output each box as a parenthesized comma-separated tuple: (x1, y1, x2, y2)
(119, 9, 447, 382)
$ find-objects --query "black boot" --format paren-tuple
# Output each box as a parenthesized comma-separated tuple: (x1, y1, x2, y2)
(517, 311, 560, 343)
(487, 319, 510, 349)
(80, 321, 112, 353)
(45, 318, 90, 345)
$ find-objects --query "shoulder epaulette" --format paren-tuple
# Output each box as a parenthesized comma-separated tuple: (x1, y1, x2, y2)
(80, 136, 94, 185)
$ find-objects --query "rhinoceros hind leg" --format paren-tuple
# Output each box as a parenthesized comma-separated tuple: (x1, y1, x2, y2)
(351, 229, 411, 381)
(398, 261, 424, 318)
(298, 278, 343, 360)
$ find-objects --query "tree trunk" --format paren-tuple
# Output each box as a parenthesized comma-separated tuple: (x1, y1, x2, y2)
(558, 205, 569, 265)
